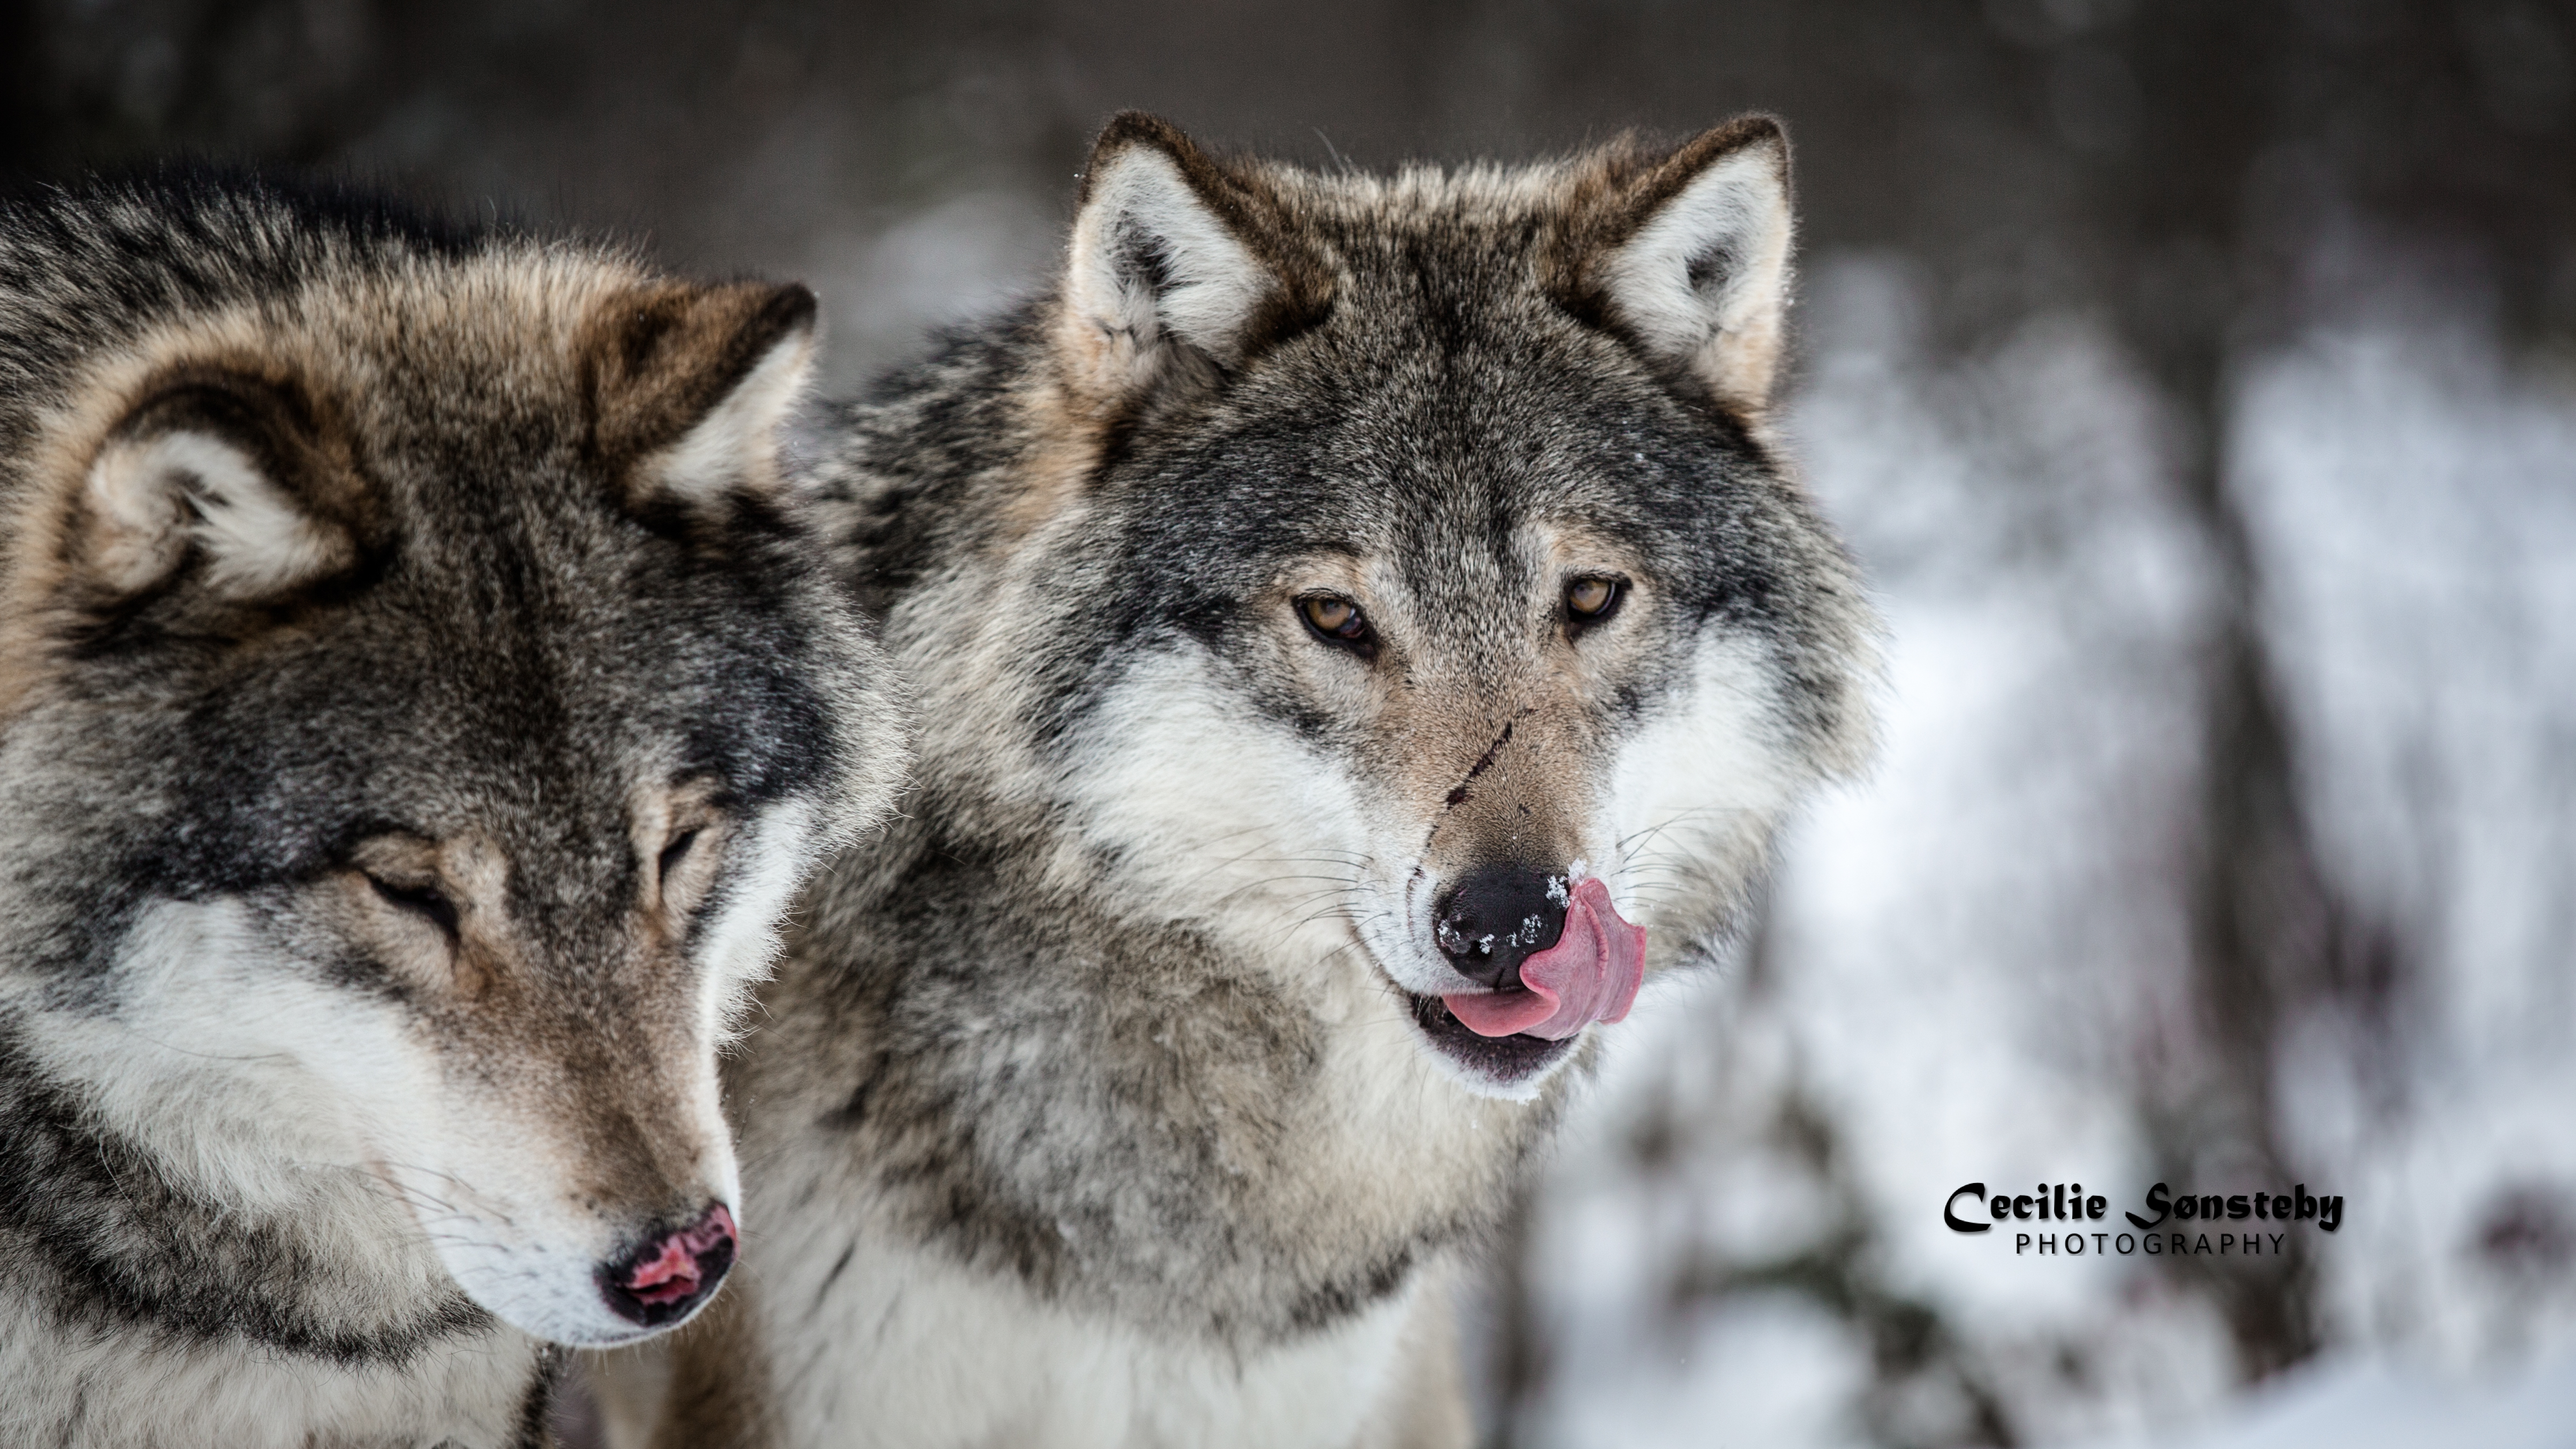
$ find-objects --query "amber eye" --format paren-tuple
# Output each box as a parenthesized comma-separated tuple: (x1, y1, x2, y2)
(1565, 576, 1623, 625)
(1298, 594, 1374, 649)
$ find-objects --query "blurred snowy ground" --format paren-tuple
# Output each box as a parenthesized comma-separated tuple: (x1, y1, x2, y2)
(1497, 254, 2576, 1446)
(2078, 1351, 2576, 1449)
(2244, 300, 2576, 1380)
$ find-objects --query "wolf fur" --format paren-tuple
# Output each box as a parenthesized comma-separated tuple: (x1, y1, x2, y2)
(0, 175, 905, 1446)
(623, 112, 1878, 1448)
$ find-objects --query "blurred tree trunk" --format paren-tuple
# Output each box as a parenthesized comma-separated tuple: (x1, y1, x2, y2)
(2087, 0, 2574, 1377)
(2146, 335, 2333, 1377)
(2089, 0, 2334, 1380)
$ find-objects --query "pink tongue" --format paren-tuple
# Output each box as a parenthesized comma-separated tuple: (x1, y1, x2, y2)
(1442, 877, 1646, 1041)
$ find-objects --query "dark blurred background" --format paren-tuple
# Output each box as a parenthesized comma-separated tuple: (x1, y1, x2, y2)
(13, 3, 2572, 1444)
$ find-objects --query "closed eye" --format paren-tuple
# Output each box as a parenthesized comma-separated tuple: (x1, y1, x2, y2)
(659, 829, 701, 884)
(367, 875, 459, 942)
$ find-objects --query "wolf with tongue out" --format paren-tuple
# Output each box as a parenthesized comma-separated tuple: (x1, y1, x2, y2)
(1440, 877, 1649, 1044)
(616, 111, 1880, 1447)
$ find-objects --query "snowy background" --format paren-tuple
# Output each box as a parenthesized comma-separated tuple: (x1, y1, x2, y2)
(1494, 261, 2576, 1447)
(10, 2, 2573, 1443)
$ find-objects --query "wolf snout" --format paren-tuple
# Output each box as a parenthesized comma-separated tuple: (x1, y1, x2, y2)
(1441, 877, 1649, 1042)
(598, 1202, 737, 1330)
(1433, 866, 1569, 989)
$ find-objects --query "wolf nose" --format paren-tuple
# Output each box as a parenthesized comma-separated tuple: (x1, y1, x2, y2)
(598, 1202, 737, 1329)
(1433, 866, 1569, 989)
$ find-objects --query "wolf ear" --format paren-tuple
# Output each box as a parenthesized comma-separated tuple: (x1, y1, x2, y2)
(1577, 117, 1794, 419)
(1056, 112, 1328, 407)
(72, 375, 362, 602)
(586, 281, 820, 511)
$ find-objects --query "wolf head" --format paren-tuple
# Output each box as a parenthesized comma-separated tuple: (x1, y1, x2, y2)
(0, 186, 903, 1347)
(879, 115, 1875, 1101)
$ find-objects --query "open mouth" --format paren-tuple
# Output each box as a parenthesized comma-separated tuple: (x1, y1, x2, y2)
(1404, 989, 1582, 1085)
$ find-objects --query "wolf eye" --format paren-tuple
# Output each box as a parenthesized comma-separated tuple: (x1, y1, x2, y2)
(1298, 594, 1374, 650)
(659, 829, 700, 882)
(1565, 576, 1624, 629)
(367, 875, 459, 941)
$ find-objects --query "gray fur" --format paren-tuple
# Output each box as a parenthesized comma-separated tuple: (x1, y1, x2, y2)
(0, 175, 906, 1446)
(636, 113, 1878, 1448)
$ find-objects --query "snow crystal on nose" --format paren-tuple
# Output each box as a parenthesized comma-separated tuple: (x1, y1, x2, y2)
(1443, 878, 1646, 1040)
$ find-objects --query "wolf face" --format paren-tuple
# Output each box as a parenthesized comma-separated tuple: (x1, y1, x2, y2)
(889, 116, 1875, 1101)
(0, 183, 903, 1369)
(626, 116, 1877, 1449)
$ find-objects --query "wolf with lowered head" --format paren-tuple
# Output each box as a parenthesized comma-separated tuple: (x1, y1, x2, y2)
(634, 113, 1879, 1447)
(0, 177, 904, 1446)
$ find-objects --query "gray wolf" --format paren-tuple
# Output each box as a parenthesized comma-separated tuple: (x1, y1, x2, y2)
(0, 175, 904, 1446)
(627, 111, 1877, 1447)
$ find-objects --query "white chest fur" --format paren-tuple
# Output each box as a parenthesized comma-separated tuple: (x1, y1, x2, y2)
(751, 1210, 1440, 1449)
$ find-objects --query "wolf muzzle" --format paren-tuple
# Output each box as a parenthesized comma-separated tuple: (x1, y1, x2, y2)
(1439, 875, 1645, 1041)
(1434, 865, 1570, 988)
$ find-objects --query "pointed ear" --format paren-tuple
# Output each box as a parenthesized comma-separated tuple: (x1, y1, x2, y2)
(1571, 117, 1795, 419)
(1055, 112, 1329, 407)
(584, 281, 819, 511)
(71, 374, 365, 603)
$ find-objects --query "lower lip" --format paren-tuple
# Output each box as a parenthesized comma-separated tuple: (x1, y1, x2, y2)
(1405, 991, 1577, 1083)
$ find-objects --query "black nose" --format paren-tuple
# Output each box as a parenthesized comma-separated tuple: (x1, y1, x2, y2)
(1433, 866, 1568, 989)
(597, 1202, 737, 1329)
